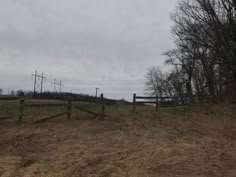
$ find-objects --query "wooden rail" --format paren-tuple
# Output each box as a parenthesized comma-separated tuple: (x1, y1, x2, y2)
(0, 96, 21, 101)
(24, 103, 66, 108)
(0, 115, 15, 121)
(135, 96, 157, 99)
(74, 105, 101, 117)
(74, 93, 105, 119)
(35, 112, 67, 123)
(133, 94, 158, 112)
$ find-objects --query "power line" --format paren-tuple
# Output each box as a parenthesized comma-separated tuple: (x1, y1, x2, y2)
(62, 79, 146, 85)
(29, 71, 146, 94)
(63, 81, 145, 86)
(67, 79, 145, 81)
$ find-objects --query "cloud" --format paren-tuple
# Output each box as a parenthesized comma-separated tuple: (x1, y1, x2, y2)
(0, 0, 178, 100)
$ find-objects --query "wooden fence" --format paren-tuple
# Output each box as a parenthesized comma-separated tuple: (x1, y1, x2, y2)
(133, 94, 158, 112)
(0, 94, 106, 124)
(132, 93, 195, 112)
(74, 94, 105, 119)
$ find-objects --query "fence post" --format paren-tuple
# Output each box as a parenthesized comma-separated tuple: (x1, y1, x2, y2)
(173, 95, 177, 107)
(100, 94, 105, 119)
(67, 98, 72, 120)
(18, 99, 24, 124)
(133, 94, 136, 112)
(155, 95, 159, 111)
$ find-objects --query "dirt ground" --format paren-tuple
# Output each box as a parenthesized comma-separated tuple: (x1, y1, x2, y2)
(0, 104, 235, 177)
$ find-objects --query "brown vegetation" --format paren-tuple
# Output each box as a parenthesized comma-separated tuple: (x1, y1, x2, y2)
(0, 103, 235, 177)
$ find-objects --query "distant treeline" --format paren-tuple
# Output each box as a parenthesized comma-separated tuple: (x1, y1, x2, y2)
(0, 90, 129, 105)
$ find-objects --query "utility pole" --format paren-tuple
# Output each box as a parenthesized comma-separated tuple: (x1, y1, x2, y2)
(95, 88, 99, 98)
(33, 70, 37, 96)
(40, 72, 46, 96)
(53, 79, 57, 92)
(52, 79, 63, 93)
(59, 80, 62, 93)
(32, 70, 46, 97)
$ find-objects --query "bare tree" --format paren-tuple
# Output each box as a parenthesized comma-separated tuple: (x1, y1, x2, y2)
(165, 0, 236, 96)
(145, 67, 168, 97)
(10, 90, 15, 96)
(146, 0, 236, 100)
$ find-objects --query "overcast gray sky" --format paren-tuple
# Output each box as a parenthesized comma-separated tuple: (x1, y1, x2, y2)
(0, 0, 178, 100)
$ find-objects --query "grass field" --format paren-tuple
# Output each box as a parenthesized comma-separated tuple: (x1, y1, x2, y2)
(0, 100, 235, 177)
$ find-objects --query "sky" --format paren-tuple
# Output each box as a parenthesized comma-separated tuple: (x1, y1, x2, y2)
(0, 0, 178, 100)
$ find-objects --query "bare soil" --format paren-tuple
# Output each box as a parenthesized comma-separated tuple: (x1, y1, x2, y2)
(0, 104, 235, 177)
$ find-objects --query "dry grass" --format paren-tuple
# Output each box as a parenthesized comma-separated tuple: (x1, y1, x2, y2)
(0, 102, 235, 177)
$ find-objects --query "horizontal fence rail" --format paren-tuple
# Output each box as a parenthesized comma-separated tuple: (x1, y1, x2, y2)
(136, 101, 157, 104)
(0, 115, 16, 121)
(35, 112, 68, 124)
(24, 103, 66, 108)
(74, 105, 101, 117)
(133, 94, 158, 112)
(135, 96, 157, 99)
(0, 96, 21, 101)
(74, 94, 105, 119)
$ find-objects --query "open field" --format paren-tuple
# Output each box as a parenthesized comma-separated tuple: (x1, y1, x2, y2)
(0, 101, 236, 177)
